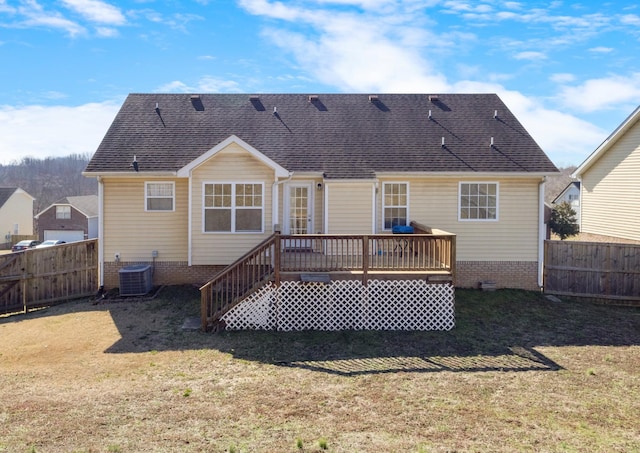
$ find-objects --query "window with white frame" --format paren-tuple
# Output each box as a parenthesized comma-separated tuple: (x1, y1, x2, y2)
(382, 182, 408, 229)
(204, 183, 263, 232)
(56, 205, 71, 219)
(459, 182, 498, 220)
(145, 182, 175, 211)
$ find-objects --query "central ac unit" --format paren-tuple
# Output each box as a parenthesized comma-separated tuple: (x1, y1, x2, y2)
(119, 264, 153, 296)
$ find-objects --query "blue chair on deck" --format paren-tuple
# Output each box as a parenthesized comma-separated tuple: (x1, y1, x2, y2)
(392, 225, 414, 255)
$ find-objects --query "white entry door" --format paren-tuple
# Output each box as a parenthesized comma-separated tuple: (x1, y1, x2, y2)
(284, 183, 313, 246)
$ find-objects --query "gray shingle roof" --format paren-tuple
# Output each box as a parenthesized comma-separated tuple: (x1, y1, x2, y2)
(85, 93, 558, 178)
(0, 187, 17, 208)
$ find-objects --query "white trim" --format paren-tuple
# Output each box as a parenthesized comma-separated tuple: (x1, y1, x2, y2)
(324, 184, 329, 234)
(82, 171, 176, 178)
(371, 184, 377, 233)
(188, 174, 193, 266)
(97, 176, 104, 287)
(177, 135, 290, 178)
(458, 181, 499, 222)
(572, 104, 640, 178)
(381, 181, 410, 231)
(202, 181, 265, 234)
(538, 177, 545, 288)
(144, 181, 176, 212)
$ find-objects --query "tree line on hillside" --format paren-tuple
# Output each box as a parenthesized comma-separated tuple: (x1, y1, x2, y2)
(0, 154, 97, 214)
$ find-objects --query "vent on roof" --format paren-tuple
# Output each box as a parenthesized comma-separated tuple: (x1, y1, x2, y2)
(308, 95, 319, 102)
(429, 95, 439, 102)
(249, 96, 265, 111)
(190, 95, 204, 111)
(369, 95, 379, 102)
(119, 264, 153, 296)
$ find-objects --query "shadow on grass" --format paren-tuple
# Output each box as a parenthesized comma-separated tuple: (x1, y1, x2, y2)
(4, 286, 639, 375)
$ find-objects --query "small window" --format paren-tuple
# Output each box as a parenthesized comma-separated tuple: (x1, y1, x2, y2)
(145, 182, 175, 212)
(204, 182, 263, 233)
(56, 205, 71, 219)
(383, 182, 408, 230)
(459, 182, 498, 221)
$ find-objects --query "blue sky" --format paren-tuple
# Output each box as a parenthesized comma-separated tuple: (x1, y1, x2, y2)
(1, 0, 640, 167)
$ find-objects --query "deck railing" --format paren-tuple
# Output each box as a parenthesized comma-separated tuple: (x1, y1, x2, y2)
(201, 227, 456, 330)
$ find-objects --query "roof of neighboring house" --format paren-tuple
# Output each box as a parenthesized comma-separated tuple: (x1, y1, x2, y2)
(0, 187, 17, 208)
(0, 187, 35, 208)
(573, 104, 640, 178)
(34, 195, 99, 219)
(552, 181, 580, 204)
(85, 93, 558, 179)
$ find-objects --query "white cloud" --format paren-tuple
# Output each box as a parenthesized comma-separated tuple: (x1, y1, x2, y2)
(514, 51, 547, 61)
(60, 0, 126, 25)
(556, 73, 640, 112)
(0, 101, 121, 165)
(155, 77, 242, 93)
(549, 73, 575, 83)
(589, 46, 613, 53)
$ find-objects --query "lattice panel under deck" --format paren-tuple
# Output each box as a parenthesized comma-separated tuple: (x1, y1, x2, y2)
(221, 280, 455, 331)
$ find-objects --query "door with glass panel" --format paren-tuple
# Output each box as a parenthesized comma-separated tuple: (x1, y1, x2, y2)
(284, 183, 313, 248)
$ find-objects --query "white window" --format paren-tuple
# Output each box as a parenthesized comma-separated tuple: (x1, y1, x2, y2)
(56, 205, 71, 219)
(459, 182, 498, 221)
(145, 182, 175, 212)
(382, 182, 409, 230)
(204, 183, 263, 233)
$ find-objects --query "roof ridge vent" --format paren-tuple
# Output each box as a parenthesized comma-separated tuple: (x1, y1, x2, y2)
(190, 95, 204, 111)
(308, 95, 319, 102)
(369, 95, 379, 102)
(429, 95, 439, 102)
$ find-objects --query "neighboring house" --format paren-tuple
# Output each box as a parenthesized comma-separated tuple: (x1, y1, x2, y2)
(572, 104, 640, 242)
(34, 195, 99, 243)
(0, 187, 35, 246)
(84, 93, 558, 290)
(552, 181, 581, 226)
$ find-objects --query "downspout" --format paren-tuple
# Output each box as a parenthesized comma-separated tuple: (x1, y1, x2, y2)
(272, 172, 294, 231)
(187, 172, 193, 266)
(97, 176, 104, 287)
(538, 176, 546, 289)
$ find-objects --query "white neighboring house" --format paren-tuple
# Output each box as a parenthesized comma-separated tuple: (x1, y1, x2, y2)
(0, 187, 35, 246)
(572, 104, 640, 242)
(552, 181, 581, 227)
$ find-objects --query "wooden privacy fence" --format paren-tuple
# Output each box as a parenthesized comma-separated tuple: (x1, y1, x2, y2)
(544, 240, 640, 302)
(0, 239, 98, 315)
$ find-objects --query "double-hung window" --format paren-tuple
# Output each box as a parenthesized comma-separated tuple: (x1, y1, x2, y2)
(145, 182, 175, 211)
(204, 182, 263, 233)
(56, 205, 71, 219)
(382, 182, 408, 230)
(459, 182, 498, 220)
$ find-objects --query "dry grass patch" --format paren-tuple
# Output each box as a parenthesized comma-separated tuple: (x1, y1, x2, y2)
(1, 286, 639, 452)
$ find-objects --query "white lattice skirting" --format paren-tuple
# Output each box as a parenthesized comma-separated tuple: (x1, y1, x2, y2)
(221, 280, 455, 331)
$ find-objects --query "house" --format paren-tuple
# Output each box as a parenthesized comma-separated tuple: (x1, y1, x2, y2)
(34, 195, 99, 243)
(552, 181, 581, 226)
(572, 104, 640, 242)
(84, 93, 558, 293)
(0, 187, 35, 248)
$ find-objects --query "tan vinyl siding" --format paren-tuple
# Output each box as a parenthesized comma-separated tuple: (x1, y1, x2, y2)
(1, 191, 34, 236)
(581, 122, 640, 241)
(191, 143, 275, 265)
(382, 177, 541, 261)
(326, 182, 374, 234)
(103, 177, 188, 262)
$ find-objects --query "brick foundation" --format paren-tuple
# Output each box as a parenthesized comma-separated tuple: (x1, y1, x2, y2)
(104, 260, 541, 291)
(455, 261, 540, 291)
(103, 261, 225, 289)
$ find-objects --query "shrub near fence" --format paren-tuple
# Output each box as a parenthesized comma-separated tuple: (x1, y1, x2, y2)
(544, 240, 640, 302)
(0, 239, 98, 315)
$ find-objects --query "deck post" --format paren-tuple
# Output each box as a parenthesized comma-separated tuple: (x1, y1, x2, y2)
(274, 230, 281, 287)
(362, 235, 369, 286)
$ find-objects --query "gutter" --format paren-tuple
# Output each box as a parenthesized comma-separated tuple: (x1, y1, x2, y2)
(538, 176, 546, 289)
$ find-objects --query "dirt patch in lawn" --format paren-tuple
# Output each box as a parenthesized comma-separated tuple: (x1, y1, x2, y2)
(1, 286, 639, 452)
